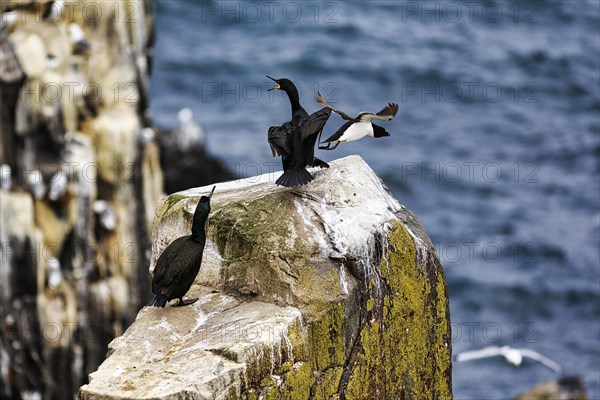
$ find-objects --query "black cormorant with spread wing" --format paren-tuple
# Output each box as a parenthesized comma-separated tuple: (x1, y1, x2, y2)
(267, 76, 331, 187)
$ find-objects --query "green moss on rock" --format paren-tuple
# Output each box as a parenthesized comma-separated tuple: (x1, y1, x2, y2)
(157, 194, 188, 218)
(207, 193, 342, 310)
(208, 194, 306, 300)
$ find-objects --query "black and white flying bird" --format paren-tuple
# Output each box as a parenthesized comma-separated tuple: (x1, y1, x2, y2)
(267, 76, 331, 188)
(455, 345, 562, 374)
(316, 91, 398, 150)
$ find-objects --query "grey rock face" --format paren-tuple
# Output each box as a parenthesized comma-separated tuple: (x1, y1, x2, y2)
(80, 156, 452, 400)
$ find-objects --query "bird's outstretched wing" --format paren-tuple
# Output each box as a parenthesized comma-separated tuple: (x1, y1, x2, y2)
(321, 120, 354, 144)
(268, 123, 294, 158)
(520, 349, 562, 373)
(358, 102, 399, 122)
(315, 91, 354, 121)
(455, 346, 503, 362)
(376, 102, 399, 119)
(300, 107, 332, 142)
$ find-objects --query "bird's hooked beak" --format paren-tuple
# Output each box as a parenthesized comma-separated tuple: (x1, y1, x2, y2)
(208, 186, 216, 199)
(266, 75, 280, 91)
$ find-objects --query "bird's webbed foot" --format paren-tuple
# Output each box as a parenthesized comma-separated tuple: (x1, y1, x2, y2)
(172, 297, 199, 307)
(312, 157, 330, 169)
(318, 142, 338, 151)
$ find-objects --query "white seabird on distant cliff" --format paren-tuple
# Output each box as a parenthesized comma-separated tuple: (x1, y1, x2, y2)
(140, 127, 156, 144)
(176, 107, 205, 151)
(43, 0, 64, 21)
(47, 257, 63, 289)
(93, 200, 117, 231)
(27, 170, 46, 199)
(68, 23, 91, 55)
(48, 170, 68, 201)
(0, 164, 12, 190)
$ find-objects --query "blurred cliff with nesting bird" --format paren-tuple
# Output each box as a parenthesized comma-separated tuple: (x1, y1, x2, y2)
(0, 1, 162, 398)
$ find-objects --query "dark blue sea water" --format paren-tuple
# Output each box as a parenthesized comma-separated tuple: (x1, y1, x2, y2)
(149, 1, 600, 398)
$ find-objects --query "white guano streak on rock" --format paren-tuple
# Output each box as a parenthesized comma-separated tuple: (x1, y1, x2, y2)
(147, 317, 180, 341)
(404, 225, 428, 264)
(338, 263, 349, 294)
(292, 157, 402, 288)
(292, 198, 329, 253)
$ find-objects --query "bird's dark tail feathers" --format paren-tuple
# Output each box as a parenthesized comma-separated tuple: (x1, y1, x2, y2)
(147, 293, 168, 308)
(276, 168, 313, 188)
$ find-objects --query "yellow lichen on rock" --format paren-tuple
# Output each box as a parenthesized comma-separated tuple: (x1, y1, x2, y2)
(345, 221, 452, 399)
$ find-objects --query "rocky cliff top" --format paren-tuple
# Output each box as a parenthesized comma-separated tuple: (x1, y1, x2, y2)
(79, 155, 452, 400)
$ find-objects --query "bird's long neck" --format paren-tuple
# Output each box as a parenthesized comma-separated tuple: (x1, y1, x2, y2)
(191, 209, 209, 243)
(283, 86, 302, 115)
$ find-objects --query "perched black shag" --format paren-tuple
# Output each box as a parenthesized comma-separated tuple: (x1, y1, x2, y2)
(316, 91, 399, 150)
(148, 186, 215, 308)
(267, 76, 331, 187)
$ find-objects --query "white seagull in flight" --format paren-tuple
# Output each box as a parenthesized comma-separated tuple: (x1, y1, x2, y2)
(455, 345, 562, 374)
